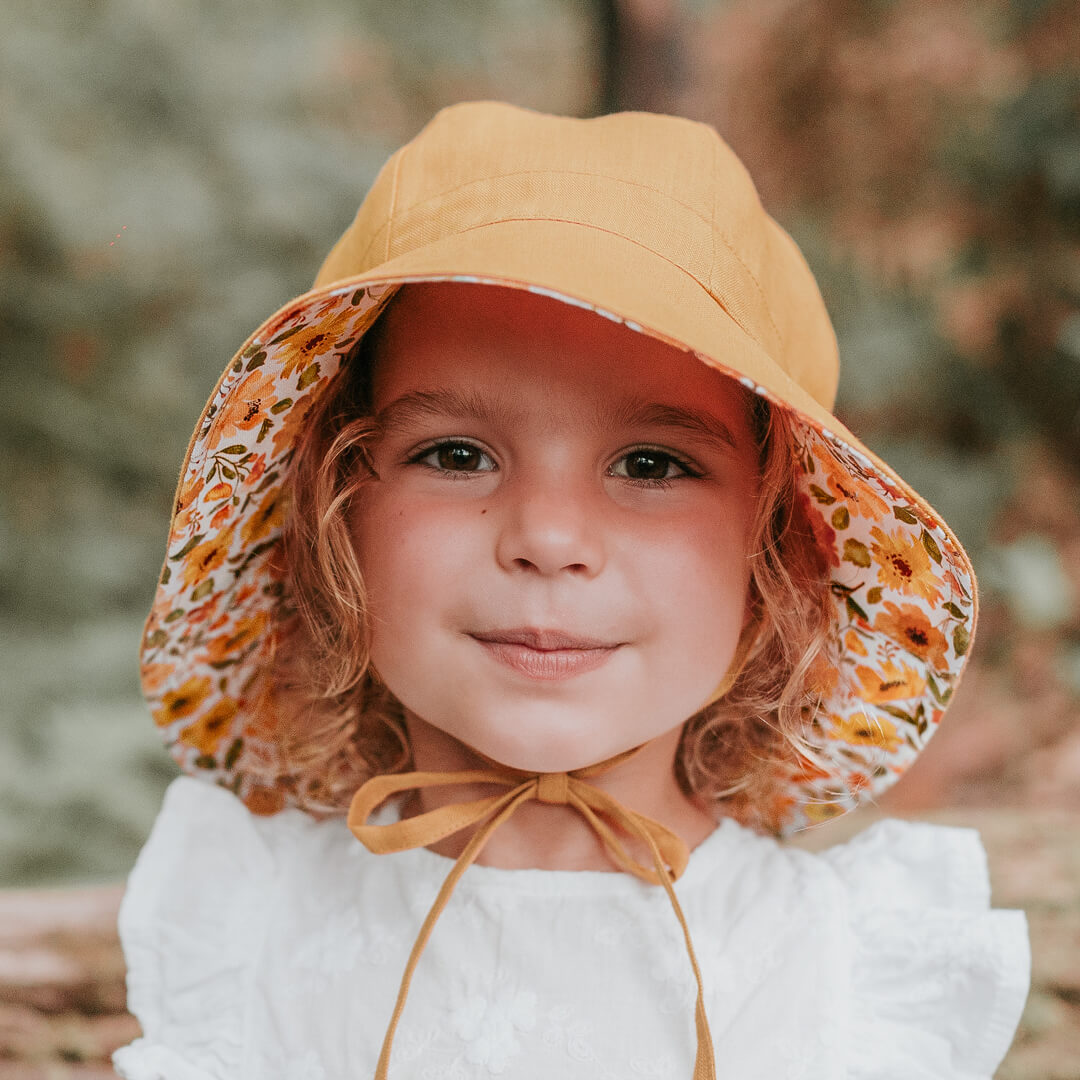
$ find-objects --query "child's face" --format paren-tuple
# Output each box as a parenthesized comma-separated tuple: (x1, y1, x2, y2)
(349, 282, 761, 773)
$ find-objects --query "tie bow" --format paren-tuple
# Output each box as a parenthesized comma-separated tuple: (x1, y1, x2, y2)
(347, 743, 717, 1080)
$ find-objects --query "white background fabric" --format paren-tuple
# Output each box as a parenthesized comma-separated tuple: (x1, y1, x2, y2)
(112, 776, 1030, 1080)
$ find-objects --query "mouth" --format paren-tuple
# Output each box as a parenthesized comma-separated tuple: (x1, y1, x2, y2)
(468, 628, 622, 681)
(470, 627, 620, 651)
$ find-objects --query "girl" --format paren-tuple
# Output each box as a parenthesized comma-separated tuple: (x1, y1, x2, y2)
(114, 101, 1030, 1080)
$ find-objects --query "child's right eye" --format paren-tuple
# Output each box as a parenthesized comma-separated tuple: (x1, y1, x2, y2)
(409, 440, 496, 477)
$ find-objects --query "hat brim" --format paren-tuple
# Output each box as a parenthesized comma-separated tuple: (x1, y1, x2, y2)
(143, 225, 976, 833)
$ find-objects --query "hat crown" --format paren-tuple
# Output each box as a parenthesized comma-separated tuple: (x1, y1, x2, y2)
(314, 101, 839, 410)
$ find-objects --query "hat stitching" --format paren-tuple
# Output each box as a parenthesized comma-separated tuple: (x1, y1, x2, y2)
(349, 167, 784, 350)
(436, 217, 772, 354)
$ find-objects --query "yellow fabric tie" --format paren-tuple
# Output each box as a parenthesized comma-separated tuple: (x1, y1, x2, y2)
(347, 743, 717, 1080)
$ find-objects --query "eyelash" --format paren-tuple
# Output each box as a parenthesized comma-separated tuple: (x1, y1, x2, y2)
(405, 440, 701, 489)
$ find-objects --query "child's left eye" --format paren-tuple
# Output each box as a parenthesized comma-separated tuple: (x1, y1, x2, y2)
(610, 449, 696, 488)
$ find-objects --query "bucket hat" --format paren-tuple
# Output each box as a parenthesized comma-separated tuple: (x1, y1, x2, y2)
(144, 100, 976, 838)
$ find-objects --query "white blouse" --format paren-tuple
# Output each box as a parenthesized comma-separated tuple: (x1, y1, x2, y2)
(112, 775, 1030, 1080)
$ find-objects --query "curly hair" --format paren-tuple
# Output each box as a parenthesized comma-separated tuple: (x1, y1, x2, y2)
(270, 287, 834, 832)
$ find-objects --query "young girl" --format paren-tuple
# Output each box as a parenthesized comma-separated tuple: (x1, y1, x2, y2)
(113, 101, 1030, 1080)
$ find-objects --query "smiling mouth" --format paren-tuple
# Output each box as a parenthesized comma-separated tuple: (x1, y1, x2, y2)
(468, 631, 622, 681)
(470, 628, 619, 650)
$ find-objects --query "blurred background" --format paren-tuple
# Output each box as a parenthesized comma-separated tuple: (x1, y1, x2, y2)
(1, 0, 1078, 1075)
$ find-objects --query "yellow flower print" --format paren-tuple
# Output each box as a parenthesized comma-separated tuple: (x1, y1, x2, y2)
(844, 629, 868, 657)
(855, 659, 925, 703)
(178, 697, 239, 756)
(813, 448, 890, 522)
(152, 675, 212, 727)
(277, 307, 362, 379)
(827, 711, 902, 752)
(202, 612, 269, 665)
(179, 523, 236, 590)
(206, 370, 279, 450)
(804, 801, 847, 823)
(873, 602, 949, 671)
(869, 527, 941, 604)
(241, 490, 286, 547)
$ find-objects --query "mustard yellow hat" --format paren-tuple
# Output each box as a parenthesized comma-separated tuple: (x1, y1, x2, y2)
(144, 101, 976, 833)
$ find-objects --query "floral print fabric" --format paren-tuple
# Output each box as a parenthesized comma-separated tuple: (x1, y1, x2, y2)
(141, 277, 976, 835)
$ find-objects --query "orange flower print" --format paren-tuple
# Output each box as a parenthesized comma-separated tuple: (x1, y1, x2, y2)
(241, 490, 285, 547)
(210, 504, 233, 529)
(179, 523, 236, 590)
(153, 675, 212, 727)
(205, 481, 233, 502)
(202, 612, 269, 665)
(827, 711, 902, 752)
(178, 697, 239, 756)
(277, 307, 361, 379)
(205, 370, 278, 450)
(232, 582, 259, 608)
(855, 659, 926, 703)
(813, 448, 889, 522)
(173, 474, 205, 534)
(246, 453, 268, 487)
(141, 662, 176, 693)
(844, 629, 868, 657)
(869, 527, 940, 604)
(188, 597, 220, 625)
(873, 602, 948, 671)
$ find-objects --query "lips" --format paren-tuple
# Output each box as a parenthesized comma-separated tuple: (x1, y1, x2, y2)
(470, 628, 618, 650)
(469, 628, 622, 681)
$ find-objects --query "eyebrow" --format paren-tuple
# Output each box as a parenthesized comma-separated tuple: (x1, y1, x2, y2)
(374, 387, 740, 454)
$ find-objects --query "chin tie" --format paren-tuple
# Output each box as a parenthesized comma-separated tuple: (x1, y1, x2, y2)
(347, 743, 717, 1080)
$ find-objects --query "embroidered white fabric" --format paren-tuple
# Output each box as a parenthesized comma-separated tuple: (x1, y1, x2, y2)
(112, 776, 1030, 1080)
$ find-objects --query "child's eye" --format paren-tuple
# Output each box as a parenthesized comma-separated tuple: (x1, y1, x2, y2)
(409, 440, 496, 478)
(406, 441, 697, 488)
(610, 448, 697, 488)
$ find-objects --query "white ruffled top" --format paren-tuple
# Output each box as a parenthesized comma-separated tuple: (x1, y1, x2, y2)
(112, 775, 1030, 1080)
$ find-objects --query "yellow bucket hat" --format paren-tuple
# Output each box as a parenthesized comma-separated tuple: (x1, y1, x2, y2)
(144, 100, 976, 837)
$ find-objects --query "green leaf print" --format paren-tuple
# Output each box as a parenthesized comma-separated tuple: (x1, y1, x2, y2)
(843, 538, 872, 567)
(953, 623, 971, 656)
(831, 506, 850, 530)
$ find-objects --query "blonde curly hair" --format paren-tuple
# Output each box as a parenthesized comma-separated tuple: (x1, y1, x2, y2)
(270, 288, 834, 833)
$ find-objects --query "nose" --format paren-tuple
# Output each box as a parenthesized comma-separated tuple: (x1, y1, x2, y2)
(493, 469, 607, 578)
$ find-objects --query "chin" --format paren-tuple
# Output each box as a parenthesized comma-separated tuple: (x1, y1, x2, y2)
(456, 711, 641, 775)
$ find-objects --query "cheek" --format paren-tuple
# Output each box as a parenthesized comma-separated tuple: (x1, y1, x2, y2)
(627, 509, 753, 645)
(351, 493, 478, 630)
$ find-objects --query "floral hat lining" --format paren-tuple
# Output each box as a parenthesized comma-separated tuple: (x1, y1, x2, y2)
(143, 276, 974, 835)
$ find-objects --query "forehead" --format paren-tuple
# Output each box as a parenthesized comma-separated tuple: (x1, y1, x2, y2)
(366, 282, 753, 428)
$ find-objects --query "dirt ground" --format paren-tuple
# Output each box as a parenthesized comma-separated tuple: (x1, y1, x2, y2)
(1, 806, 1076, 1079)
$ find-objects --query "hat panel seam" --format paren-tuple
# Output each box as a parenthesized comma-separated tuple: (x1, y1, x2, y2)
(354, 167, 783, 348)
(438, 215, 770, 353)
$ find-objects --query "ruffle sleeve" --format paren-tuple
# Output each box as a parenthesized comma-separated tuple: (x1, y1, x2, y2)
(111, 775, 278, 1080)
(821, 817, 1030, 1080)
